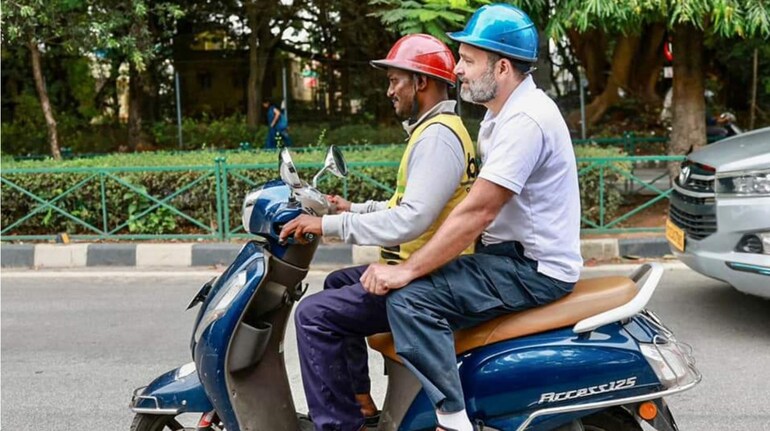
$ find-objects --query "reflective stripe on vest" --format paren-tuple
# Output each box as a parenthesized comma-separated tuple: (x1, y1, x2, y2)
(380, 113, 478, 264)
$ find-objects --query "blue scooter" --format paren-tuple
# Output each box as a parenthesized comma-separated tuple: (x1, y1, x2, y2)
(130, 146, 701, 431)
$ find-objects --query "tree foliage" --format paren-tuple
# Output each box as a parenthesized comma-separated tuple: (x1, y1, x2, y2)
(369, 0, 770, 163)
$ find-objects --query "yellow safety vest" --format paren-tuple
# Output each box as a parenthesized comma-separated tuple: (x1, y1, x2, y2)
(380, 113, 478, 264)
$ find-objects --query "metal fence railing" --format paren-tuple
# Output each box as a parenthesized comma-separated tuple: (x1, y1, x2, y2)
(1, 155, 685, 241)
(576, 156, 685, 234)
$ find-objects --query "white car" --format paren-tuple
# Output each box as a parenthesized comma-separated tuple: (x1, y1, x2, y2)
(667, 127, 770, 297)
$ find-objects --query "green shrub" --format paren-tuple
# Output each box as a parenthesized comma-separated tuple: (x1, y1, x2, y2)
(2, 114, 409, 156)
(1, 147, 400, 237)
(1, 144, 631, 238)
(574, 145, 632, 228)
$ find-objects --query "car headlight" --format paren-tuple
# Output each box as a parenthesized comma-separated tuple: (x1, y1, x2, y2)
(194, 271, 248, 342)
(716, 169, 770, 196)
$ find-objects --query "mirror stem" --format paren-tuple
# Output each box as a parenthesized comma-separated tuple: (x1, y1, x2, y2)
(312, 167, 327, 188)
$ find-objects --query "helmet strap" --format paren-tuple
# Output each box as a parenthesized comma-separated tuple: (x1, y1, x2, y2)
(510, 58, 536, 75)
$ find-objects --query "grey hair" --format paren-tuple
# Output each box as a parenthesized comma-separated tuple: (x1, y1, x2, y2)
(485, 51, 533, 76)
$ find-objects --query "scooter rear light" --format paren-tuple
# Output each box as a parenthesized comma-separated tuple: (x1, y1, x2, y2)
(640, 340, 696, 389)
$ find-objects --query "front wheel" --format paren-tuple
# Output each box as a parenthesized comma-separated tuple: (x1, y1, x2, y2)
(130, 413, 223, 431)
(130, 414, 191, 431)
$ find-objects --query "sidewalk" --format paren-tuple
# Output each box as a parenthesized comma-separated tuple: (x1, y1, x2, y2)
(1, 237, 672, 268)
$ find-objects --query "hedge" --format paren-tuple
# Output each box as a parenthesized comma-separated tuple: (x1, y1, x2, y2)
(1, 145, 631, 238)
(1, 114, 410, 156)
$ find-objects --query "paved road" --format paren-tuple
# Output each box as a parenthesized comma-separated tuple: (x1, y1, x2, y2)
(2, 266, 769, 430)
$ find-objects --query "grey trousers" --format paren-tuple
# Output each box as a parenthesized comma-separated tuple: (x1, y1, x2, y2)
(385, 241, 574, 412)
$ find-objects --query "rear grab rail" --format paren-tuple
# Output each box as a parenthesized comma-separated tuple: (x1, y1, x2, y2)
(573, 263, 664, 333)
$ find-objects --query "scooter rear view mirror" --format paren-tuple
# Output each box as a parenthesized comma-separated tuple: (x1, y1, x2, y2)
(279, 148, 302, 188)
(312, 145, 348, 188)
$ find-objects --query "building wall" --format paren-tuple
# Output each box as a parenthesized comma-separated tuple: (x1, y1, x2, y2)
(173, 31, 308, 118)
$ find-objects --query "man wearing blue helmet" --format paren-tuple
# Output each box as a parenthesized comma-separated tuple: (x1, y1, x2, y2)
(359, 4, 583, 431)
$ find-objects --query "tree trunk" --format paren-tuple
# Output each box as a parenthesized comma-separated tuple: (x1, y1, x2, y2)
(532, 28, 553, 93)
(246, 3, 278, 128)
(567, 34, 640, 129)
(750, 47, 758, 130)
(28, 41, 62, 160)
(128, 63, 152, 151)
(669, 24, 706, 178)
(247, 3, 260, 128)
(567, 29, 609, 96)
(629, 24, 666, 104)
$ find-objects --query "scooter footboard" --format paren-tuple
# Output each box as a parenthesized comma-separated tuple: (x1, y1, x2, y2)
(131, 362, 213, 414)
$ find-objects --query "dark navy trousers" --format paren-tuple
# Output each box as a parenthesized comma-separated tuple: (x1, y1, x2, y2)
(295, 242, 574, 430)
(295, 265, 388, 431)
(385, 241, 574, 413)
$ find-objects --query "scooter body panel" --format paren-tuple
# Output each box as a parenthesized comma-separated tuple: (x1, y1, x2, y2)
(194, 242, 267, 430)
(131, 364, 213, 414)
(189, 242, 267, 354)
(400, 324, 661, 431)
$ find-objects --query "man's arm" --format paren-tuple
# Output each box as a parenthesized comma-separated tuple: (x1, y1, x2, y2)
(360, 179, 512, 294)
(270, 107, 281, 128)
(319, 125, 464, 246)
(280, 125, 464, 245)
(361, 114, 545, 294)
(349, 200, 389, 213)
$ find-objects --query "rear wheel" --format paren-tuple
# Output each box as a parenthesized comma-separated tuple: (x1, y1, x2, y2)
(581, 408, 642, 431)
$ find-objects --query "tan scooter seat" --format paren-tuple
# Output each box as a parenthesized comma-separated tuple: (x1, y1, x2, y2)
(368, 276, 637, 362)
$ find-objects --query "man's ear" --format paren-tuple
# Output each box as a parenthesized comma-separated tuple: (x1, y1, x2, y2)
(497, 58, 512, 78)
(415, 74, 428, 91)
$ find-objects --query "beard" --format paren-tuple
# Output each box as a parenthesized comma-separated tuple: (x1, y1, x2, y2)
(459, 65, 497, 104)
(394, 100, 411, 119)
(392, 96, 416, 120)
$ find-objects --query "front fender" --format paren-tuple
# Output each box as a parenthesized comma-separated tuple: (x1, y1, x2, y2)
(131, 362, 213, 414)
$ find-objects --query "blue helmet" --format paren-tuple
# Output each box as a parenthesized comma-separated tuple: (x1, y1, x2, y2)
(447, 4, 538, 63)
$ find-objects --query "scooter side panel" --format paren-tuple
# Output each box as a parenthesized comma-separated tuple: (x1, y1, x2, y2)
(195, 245, 266, 430)
(400, 324, 661, 431)
(189, 242, 264, 355)
(131, 365, 213, 413)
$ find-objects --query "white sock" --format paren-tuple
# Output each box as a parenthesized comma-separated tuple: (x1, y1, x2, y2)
(436, 408, 474, 431)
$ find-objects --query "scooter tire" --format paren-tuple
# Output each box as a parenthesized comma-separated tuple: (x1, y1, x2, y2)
(581, 408, 642, 431)
(129, 413, 195, 431)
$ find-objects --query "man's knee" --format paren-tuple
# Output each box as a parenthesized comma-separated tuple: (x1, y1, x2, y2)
(385, 287, 416, 317)
(323, 269, 348, 290)
(386, 279, 438, 317)
(294, 293, 324, 329)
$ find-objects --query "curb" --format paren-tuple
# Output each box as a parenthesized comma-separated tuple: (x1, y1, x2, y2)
(1, 238, 671, 269)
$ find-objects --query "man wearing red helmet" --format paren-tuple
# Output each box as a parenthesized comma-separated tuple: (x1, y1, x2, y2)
(280, 34, 477, 431)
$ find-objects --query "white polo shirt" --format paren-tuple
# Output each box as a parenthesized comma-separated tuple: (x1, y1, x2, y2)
(477, 76, 582, 283)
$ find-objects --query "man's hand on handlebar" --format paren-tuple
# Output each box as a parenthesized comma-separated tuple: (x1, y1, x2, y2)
(326, 195, 351, 213)
(279, 214, 323, 244)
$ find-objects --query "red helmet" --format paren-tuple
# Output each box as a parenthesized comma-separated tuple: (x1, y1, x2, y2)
(371, 34, 457, 86)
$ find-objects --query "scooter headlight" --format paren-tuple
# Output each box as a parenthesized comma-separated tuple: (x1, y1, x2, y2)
(175, 361, 197, 379)
(194, 271, 248, 342)
(640, 340, 697, 389)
